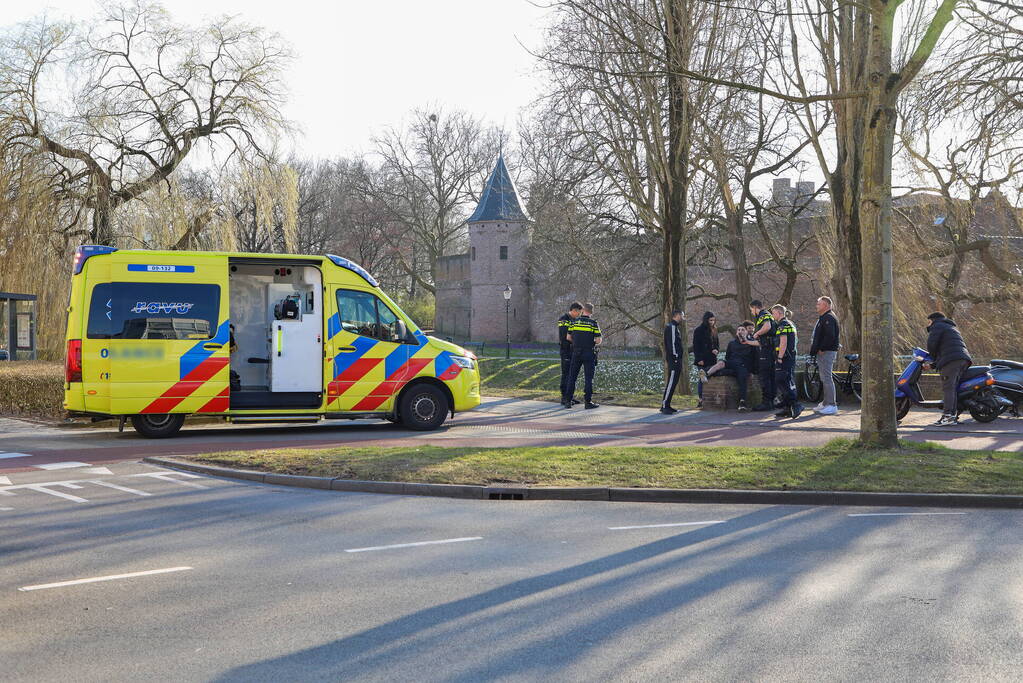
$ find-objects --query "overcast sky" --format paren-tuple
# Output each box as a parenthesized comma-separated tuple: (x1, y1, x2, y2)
(13, 1, 551, 159)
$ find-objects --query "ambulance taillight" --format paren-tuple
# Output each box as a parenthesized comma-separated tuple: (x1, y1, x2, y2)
(66, 339, 82, 383)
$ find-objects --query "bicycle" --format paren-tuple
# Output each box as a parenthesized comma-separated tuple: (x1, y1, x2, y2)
(801, 356, 823, 403)
(836, 353, 862, 401)
(802, 353, 861, 402)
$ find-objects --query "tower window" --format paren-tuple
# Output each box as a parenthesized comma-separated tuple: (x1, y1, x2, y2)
(499, 246, 508, 260)
(471, 247, 476, 261)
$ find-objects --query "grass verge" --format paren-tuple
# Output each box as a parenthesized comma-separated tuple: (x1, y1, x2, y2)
(479, 357, 694, 409)
(190, 438, 1023, 494)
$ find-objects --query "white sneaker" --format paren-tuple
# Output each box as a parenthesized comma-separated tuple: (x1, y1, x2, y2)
(813, 402, 825, 413)
(818, 404, 838, 416)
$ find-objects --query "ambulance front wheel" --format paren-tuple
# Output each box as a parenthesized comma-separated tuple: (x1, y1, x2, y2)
(131, 413, 186, 439)
(399, 384, 448, 431)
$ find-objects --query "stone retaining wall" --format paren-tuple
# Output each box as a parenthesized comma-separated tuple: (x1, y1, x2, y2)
(701, 370, 945, 410)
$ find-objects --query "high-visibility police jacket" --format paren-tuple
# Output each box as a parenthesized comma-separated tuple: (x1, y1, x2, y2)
(755, 310, 776, 357)
(774, 318, 798, 360)
(567, 316, 601, 352)
(558, 313, 573, 353)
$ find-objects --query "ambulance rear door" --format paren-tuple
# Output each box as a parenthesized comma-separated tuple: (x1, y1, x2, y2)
(84, 253, 231, 415)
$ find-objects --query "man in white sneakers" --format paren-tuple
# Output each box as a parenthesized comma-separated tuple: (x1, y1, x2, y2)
(809, 296, 841, 415)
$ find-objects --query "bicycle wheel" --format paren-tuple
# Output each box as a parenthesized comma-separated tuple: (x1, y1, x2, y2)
(849, 364, 862, 402)
(801, 361, 823, 403)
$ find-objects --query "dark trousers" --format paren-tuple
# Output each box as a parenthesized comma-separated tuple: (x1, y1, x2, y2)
(565, 349, 596, 403)
(725, 361, 750, 401)
(774, 356, 799, 409)
(559, 348, 572, 398)
(662, 360, 682, 409)
(939, 359, 971, 415)
(758, 354, 776, 403)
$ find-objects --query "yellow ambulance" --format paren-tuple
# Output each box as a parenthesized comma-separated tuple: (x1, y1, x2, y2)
(64, 246, 480, 438)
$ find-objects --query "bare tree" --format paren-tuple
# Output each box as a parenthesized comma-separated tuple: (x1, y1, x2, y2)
(0, 2, 291, 245)
(362, 108, 501, 295)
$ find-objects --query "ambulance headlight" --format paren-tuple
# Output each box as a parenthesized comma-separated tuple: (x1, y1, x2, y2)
(452, 355, 475, 369)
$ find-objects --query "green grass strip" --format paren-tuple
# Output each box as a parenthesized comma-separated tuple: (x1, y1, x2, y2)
(191, 438, 1023, 494)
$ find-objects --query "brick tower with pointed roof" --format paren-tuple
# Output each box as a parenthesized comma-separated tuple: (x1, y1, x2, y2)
(467, 154, 531, 342)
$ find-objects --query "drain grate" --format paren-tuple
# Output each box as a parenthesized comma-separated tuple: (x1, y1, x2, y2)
(488, 492, 525, 501)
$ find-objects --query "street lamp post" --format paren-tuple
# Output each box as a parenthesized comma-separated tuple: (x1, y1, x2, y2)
(503, 285, 512, 359)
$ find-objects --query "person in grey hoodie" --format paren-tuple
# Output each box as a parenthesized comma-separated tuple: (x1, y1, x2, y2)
(926, 312, 972, 426)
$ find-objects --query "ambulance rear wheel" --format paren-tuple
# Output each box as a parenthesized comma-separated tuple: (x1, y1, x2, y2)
(400, 384, 448, 431)
(131, 413, 186, 439)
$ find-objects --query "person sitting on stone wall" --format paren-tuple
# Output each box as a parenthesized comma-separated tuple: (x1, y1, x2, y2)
(708, 321, 760, 411)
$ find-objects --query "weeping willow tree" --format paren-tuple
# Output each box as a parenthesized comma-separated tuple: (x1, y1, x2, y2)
(0, 151, 300, 358)
(113, 160, 300, 254)
(0, 143, 74, 359)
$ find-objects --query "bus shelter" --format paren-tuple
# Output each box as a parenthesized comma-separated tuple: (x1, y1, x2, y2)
(0, 292, 37, 361)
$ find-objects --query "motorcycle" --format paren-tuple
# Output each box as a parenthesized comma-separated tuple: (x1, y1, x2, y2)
(895, 348, 1011, 422)
(989, 359, 1023, 417)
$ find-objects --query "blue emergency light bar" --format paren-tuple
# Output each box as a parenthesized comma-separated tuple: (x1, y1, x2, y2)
(73, 245, 118, 274)
(325, 254, 379, 287)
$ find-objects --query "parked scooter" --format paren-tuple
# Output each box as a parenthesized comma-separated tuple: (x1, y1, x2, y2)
(895, 348, 1011, 422)
(989, 359, 1023, 417)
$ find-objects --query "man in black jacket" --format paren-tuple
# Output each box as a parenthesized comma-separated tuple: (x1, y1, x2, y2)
(926, 312, 972, 426)
(809, 296, 841, 415)
(716, 321, 759, 411)
(660, 310, 685, 414)
(558, 302, 583, 405)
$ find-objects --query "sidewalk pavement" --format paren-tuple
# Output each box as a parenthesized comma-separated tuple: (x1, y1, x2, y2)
(460, 396, 1023, 452)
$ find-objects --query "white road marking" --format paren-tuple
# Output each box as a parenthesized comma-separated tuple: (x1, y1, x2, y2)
(18, 566, 193, 592)
(0, 452, 32, 459)
(344, 537, 484, 553)
(609, 521, 726, 530)
(848, 512, 968, 517)
(24, 484, 89, 503)
(127, 472, 207, 489)
(83, 467, 113, 475)
(0, 476, 11, 486)
(88, 480, 152, 497)
(34, 462, 92, 471)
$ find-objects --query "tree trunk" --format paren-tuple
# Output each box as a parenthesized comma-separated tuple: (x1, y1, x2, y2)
(91, 202, 114, 246)
(664, 0, 692, 393)
(726, 211, 752, 321)
(858, 6, 898, 448)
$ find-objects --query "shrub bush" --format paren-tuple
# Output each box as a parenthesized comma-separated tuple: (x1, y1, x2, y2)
(0, 361, 65, 419)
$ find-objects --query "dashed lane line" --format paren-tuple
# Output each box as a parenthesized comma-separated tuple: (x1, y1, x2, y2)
(345, 537, 484, 553)
(848, 512, 969, 517)
(0, 453, 33, 460)
(18, 566, 193, 592)
(609, 521, 727, 530)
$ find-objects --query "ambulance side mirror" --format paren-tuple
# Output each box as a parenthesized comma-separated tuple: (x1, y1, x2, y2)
(394, 320, 408, 343)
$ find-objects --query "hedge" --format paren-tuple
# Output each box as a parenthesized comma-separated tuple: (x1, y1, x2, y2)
(0, 361, 65, 419)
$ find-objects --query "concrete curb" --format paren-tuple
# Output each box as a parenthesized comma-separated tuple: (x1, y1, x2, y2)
(141, 456, 1023, 509)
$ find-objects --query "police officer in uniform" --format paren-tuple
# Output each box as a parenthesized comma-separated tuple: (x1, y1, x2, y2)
(563, 302, 601, 409)
(660, 309, 685, 414)
(771, 304, 803, 418)
(558, 302, 584, 406)
(750, 299, 777, 411)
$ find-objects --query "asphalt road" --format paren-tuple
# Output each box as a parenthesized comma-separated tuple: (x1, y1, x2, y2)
(4, 461, 1023, 681)
(3, 396, 1023, 476)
